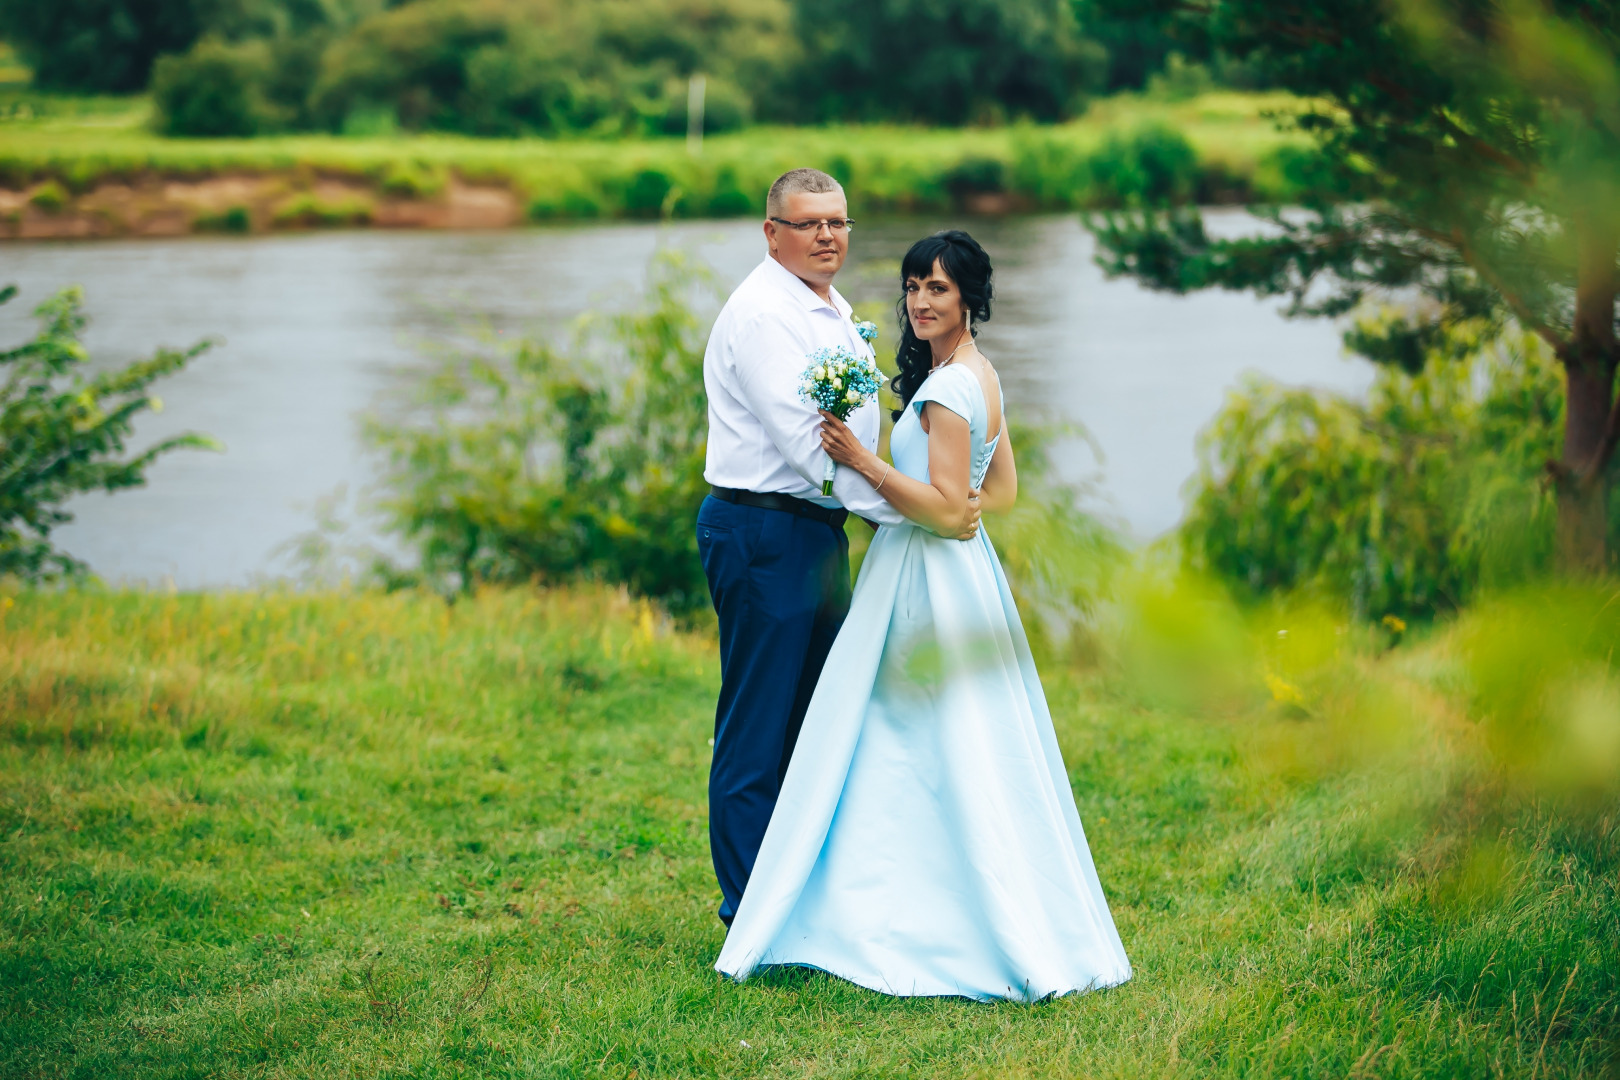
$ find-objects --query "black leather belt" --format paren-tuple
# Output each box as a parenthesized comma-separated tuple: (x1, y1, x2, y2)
(710, 486, 848, 528)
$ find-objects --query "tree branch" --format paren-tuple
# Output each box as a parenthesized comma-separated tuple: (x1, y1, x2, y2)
(1409, 222, 1571, 356)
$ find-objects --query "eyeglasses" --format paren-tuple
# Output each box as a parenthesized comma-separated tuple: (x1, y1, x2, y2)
(770, 217, 854, 234)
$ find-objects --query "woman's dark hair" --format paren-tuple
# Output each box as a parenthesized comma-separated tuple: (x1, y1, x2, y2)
(890, 230, 994, 421)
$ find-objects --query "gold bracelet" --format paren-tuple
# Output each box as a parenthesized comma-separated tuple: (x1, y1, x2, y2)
(874, 463, 891, 492)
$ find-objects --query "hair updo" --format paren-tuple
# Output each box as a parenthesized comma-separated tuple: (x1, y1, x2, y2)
(890, 230, 994, 421)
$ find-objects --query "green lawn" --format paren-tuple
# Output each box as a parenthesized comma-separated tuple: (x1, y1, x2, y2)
(1, 584, 1614, 1078)
(0, 91, 1311, 222)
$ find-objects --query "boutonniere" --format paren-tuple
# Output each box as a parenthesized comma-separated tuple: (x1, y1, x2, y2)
(853, 318, 878, 344)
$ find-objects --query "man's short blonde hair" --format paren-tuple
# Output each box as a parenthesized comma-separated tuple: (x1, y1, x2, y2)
(766, 168, 845, 218)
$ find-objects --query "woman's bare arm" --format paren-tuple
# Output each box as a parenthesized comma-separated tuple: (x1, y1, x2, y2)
(819, 404, 975, 537)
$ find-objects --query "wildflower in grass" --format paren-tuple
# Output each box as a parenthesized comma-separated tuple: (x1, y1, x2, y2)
(1265, 672, 1305, 708)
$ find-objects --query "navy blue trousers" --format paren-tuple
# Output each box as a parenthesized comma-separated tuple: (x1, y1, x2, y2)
(696, 494, 851, 925)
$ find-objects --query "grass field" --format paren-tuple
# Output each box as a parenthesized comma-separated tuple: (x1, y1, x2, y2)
(2, 582, 1616, 1078)
(0, 90, 1311, 229)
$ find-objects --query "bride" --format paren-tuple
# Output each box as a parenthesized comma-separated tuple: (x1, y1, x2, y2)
(714, 229, 1132, 1002)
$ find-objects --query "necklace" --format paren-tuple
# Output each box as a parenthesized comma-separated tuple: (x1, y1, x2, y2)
(931, 329, 974, 371)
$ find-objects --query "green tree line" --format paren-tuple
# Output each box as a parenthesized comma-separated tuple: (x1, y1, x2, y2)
(0, 0, 1251, 136)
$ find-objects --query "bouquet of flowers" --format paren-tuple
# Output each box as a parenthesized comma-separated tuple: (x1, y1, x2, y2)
(799, 344, 887, 495)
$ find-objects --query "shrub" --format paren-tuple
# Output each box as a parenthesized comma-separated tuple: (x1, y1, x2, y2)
(151, 38, 275, 137)
(1085, 123, 1200, 207)
(0, 0, 204, 93)
(310, 0, 791, 137)
(621, 168, 675, 218)
(0, 285, 216, 581)
(377, 160, 445, 199)
(194, 205, 252, 232)
(704, 167, 754, 217)
(942, 156, 1007, 205)
(271, 193, 374, 228)
(779, 0, 1101, 124)
(1181, 326, 1566, 621)
(27, 180, 66, 212)
(365, 252, 713, 613)
(1008, 133, 1090, 208)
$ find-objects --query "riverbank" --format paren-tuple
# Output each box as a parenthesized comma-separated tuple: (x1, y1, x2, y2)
(0, 91, 1311, 238)
(2, 582, 1613, 1076)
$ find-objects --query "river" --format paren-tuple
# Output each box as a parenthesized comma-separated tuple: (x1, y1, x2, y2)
(1, 213, 1370, 587)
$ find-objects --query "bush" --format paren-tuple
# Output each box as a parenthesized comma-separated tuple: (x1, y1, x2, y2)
(1085, 123, 1200, 207)
(194, 204, 252, 232)
(310, 0, 792, 137)
(1181, 326, 1566, 621)
(942, 156, 1007, 205)
(27, 180, 67, 212)
(151, 39, 275, 137)
(780, 0, 1102, 124)
(0, 285, 216, 581)
(0, 0, 204, 93)
(621, 168, 674, 218)
(365, 252, 713, 613)
(272, 193, 373, 228)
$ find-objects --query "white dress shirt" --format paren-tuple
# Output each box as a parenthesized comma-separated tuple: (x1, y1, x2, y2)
(703, 256, 905, 527)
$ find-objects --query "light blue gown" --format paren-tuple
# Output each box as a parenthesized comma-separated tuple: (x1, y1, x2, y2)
(715, 363, 1132, 1002)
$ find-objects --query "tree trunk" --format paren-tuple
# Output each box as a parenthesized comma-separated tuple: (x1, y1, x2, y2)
(1559, 220, 1619, 574)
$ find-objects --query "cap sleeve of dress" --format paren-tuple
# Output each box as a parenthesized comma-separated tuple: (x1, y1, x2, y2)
(910, 364, 981, 426)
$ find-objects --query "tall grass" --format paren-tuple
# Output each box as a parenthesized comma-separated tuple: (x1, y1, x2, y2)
(1, 578, 1614, 1077)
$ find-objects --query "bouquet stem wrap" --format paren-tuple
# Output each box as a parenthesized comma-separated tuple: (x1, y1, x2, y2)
(798, 344, 886, 501)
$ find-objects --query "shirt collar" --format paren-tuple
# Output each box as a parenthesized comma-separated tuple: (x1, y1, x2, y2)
(761, 255, 852, 318)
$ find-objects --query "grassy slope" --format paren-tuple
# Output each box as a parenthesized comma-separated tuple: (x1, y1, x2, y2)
(0, 91, 1308, 217)
(1, 585, 1614, 1078)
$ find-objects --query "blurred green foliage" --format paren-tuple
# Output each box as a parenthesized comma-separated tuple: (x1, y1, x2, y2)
(1182, 325, 1569, 622)
(364, 251, 712, 612)
(152, 37, 276, 136)
(780, 0, 1101, 125)
(0, 285, 217, 582)
(2, 0, 1268, 137)
(1, 95, 1308, 225)
(303, 0, 789, 138)
(1461, 584, 1620, 810)
(1087, 1, 1620, 572)
(0, 0, 205, 94)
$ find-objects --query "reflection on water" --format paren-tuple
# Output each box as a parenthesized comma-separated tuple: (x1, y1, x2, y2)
(0, 214, 1369, 587)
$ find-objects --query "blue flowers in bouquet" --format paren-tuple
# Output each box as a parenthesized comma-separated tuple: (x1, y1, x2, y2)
(799, 345, 887, 494)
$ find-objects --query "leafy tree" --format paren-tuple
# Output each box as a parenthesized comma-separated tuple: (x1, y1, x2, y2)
(785, 0, 1104, 124)
(0, 0, 207, 92)
(0, 286, 217, 581)
(309, 0, 790, 135)
(152, 37, 277, 135)
(0, 0, 376, 93)
(1088, 1, 1620, 571)
(1071, 0, 1201, 91)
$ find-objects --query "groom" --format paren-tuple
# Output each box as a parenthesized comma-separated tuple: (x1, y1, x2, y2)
(697, 167, 981, 926)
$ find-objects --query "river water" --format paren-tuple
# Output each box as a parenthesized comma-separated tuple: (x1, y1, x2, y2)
(1, 213, 1370, 587)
